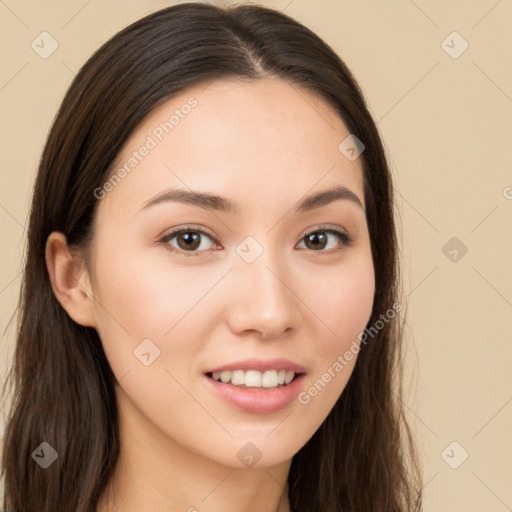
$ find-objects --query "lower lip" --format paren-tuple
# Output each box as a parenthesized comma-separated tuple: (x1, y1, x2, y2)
(204, 373, 306, 414)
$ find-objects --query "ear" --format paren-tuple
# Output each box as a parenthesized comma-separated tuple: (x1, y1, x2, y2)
(45, 231, 97, 328)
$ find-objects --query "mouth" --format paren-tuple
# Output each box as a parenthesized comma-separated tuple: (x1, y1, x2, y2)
(205, 369, 303, 389)
(203, 358, 306, 413)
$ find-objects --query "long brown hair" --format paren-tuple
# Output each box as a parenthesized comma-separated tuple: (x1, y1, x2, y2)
(1, 2, 422, 511)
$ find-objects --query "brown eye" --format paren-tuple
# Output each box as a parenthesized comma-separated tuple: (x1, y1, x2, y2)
(297, 228, 353, 253)
(160, 227, 216, 256)
(175, 230, 201, 250)
(303, 231, 329, 250)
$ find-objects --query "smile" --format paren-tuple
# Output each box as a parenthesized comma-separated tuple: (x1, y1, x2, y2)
(207, 369, 298, 388)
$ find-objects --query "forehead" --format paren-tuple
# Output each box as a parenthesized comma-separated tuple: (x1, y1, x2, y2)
(100, 77, 365, 220)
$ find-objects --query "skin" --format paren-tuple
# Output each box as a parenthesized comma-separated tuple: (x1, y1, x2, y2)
(45, 77, 375, 512)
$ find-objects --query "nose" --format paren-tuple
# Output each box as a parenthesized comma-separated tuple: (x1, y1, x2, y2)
(225, 249, 299, 340)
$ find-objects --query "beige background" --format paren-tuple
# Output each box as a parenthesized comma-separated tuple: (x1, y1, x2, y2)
(1, 1, 511, 510)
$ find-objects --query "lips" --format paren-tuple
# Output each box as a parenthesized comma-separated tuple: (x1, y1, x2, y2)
(206, 357, 305, 374)
(204, 373, 305, 413)
(203, 358, 306, 413)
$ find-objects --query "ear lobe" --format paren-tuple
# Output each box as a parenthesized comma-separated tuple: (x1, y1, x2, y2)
(45, 231, 97, 328)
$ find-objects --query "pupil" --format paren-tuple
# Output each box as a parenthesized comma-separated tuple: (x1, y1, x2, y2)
(179, 231, 200, 250)
(307, 232, 326, 249)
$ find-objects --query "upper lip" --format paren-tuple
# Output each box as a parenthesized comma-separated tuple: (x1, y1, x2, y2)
(206, 358, 306, 374)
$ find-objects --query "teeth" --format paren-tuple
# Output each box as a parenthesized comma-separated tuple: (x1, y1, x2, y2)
(210, 369, 298, 388)
(231, 370, 245, 386)
(245, 370, 262, 387)
(284, 370, 295, 384)
(262, 370, 277, 387)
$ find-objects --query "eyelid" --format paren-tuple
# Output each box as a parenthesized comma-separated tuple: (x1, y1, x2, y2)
(298, 223, 349, 239)
(160, 224, 217, 241)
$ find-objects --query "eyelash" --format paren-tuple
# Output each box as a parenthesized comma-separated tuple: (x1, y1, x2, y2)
(159, 224, 354, 258)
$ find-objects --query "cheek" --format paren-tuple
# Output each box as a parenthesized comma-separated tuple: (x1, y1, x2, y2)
(90, 243, 226, 382)
(91, 237, 199, 330)
(312, 250, 375, 352)
(294, 252, 375, 424)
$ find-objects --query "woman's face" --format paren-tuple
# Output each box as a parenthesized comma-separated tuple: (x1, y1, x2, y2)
(85, 77, 375, 468)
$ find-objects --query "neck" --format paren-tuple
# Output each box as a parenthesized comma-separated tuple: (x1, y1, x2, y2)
(96, 384, 292, 512)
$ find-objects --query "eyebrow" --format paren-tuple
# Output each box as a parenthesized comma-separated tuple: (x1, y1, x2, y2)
(139, 185, 364, 215)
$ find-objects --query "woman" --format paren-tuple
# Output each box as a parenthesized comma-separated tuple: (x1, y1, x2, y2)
(1, 2, 422, 511)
